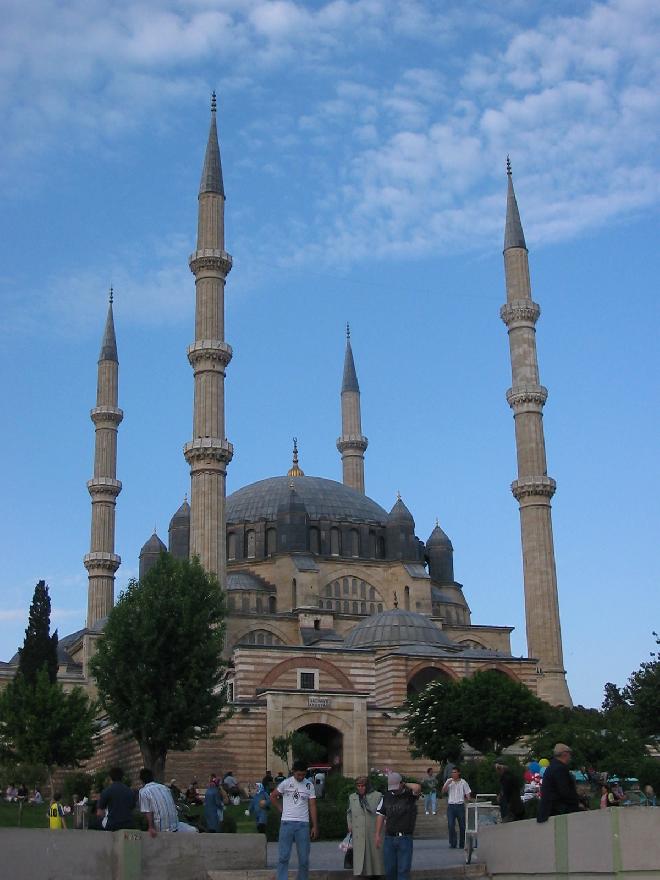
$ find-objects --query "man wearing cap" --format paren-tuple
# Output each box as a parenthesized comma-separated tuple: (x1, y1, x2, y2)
(494, 759, 524, 822)
(375, 773, 421, 880)
(537, 744, 582, 822)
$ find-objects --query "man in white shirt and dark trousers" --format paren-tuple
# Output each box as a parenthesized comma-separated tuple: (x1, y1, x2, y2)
(270, 760, 319, 880)
(441, 767, 471, 849)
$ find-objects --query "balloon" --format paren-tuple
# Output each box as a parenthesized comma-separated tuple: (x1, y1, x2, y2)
(539, 758, 550, 767)
(540, 767, 546, 776)
(524, 770, 533, 782)
(529, 762, 541, 773)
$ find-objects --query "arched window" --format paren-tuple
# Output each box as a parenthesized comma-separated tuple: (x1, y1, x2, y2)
(245, 529, 256, 559)
(334, 580, 340, 597)
(227, 533, 237, 561)
(268, 595, 277, 614)
(343, 578, 349, 595)
(404, 585, 410, 611)
(369, 531, 376, 558)
(266, 528, 277, 556)
(309, 527, 320, 555)
(377, 603, 383, 612)
(350, 529, 359, 557)
(360, 581, 366, 598)
(330, 527, 340, 556)
(376, 536, 385, 558)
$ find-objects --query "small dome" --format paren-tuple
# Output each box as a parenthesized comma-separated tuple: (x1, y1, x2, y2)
(140, 532, 166, 555)
(169, 499, 190, 525)
(427, 524, 453, 550)
(344, 608, 458, 650)
(388, 496, 414, 525)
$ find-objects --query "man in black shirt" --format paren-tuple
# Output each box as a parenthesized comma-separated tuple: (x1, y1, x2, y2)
(537, 744, 583, 822)
(375, 773, 421, 880)
(97, 767, 137, 831)
(494, 759, 524, 822)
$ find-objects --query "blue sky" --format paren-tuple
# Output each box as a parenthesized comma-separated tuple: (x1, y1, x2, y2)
(1, 0, 659, 709)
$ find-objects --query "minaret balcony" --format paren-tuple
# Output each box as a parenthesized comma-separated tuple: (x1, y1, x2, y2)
(184, 437, 234, 469)
(511, 475, 556, 502)
(189, 248, 233, 276)
(87, 477, 122, 498)
(500, 299, 540, 329)
(83, 551, 121, 573)
(187, 340, 233, 369)
(506, 384, 548, 413)
(90, 406, 124, 427)
(336, 435, 368, 454)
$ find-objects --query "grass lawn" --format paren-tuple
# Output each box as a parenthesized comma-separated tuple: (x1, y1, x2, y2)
(0, 800, 51, 829)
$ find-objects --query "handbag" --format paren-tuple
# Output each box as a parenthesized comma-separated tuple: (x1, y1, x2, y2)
(343, 848, 354, 870)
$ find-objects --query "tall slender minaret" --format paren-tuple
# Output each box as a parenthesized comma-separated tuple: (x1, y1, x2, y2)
(336, 324, 368, 493)
(183, 92, 233, 585)
(500, 160, 571, 706)
(84, 289, 122, 627)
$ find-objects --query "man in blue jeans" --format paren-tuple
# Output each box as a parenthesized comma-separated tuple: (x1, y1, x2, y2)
(270, 760, 319, 880)
(441, 767, 471, 848)
(375, 772, 422, 880)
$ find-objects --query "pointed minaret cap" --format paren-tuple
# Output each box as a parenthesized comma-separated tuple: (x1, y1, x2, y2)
(99, 288, 118, 362)
(504, 157, 527, 251)
(427, 522, 453, 550)
(199, 91, 225, 196)
(341, 323, 360, 392)
(287, 437, 305, 477)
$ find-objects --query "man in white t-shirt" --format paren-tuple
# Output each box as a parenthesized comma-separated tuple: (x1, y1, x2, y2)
(441, 766, 471, 849)
(270, 760, 319, 880)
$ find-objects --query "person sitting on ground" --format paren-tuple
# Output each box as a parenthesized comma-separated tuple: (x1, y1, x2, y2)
(49, 792, 67, 830)
(169, 778, 181, 801)
(5, 783, 18, 802)
(97, 767, 137, 831)
(16, 783, 28, 802)
(185, 780, 202, 805)
(223, 770, 240, 796)
(139, 768, 198, 836)
(30, 787, 43, 805)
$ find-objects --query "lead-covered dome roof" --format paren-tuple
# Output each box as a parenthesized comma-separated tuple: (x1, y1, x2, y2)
(343, 608, 459, 650)
(226, 476, 388, 525)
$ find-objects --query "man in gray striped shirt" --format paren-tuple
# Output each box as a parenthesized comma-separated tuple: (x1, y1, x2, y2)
(139, 768, 198, 836)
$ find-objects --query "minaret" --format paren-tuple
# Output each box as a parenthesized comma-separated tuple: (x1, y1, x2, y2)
(500, 159, 571, 706)
(183, 92, 233, 585)
(336, 324, 368, 493)
(84, 289, 122, 627)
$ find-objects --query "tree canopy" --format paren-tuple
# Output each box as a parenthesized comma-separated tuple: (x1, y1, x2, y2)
(402, 670, 549, 759)
(272, 731, 325, 773)
(604, 633, 660, 743)
(18, 580, 58, 686)
(90, 553, 230, 780)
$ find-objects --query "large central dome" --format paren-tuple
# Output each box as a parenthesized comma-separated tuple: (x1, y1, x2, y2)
(226, 476, 388, 525)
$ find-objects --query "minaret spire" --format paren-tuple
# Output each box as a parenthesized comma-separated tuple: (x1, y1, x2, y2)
(84, 291, 123, 627)
(184, 94, 233, 585)
(500, 164, 571, 706)
(337, 326, 368, 493)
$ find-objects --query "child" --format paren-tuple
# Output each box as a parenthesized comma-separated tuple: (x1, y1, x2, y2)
(49, 793, 67, 830)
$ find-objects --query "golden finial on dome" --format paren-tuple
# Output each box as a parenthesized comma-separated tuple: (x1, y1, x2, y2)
(287, 437, 305, 477)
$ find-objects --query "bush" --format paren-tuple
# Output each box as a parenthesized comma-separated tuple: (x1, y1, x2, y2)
(316, 799, 348, 840)
(461, 756, 523, 799)
(62, 771, 93, 804)
(0, 763, 46, 792)
(265, 804, 281, 841)
(222, 813, 237, 833)
(324, 773, 356, 808)
(638, 758, 660, 793)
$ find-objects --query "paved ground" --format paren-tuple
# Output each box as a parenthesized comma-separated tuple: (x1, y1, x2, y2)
(267, 839, 469, 871)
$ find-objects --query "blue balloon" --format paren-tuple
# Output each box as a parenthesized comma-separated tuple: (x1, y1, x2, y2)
(529, 762, 541, 773)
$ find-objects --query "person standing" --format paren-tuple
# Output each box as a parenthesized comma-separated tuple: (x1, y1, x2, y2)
(48, 792, 67, 830)
(347, 776, 384, 879)
(494, 759, 524, 822)
(97, 767, 137, 831)
(249, 782, 270, 834)
(441, 767, 471, 849)
(138, 768, 198, 836)
(375, 772, 421, 880)
(270, 759, 319, 880)
(204, 777, 228, 832)
(421, 768, 437, 815)
(537, 744, 583, 822)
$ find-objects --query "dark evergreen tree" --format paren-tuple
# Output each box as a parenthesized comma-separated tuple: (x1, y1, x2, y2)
(18, 580, 58, 686)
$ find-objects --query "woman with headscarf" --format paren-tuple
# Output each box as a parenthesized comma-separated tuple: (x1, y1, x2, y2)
(249, 782, 270, 834)
(346, 776, 384, 879)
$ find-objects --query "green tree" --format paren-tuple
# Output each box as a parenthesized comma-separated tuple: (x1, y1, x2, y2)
(271, 731, 325, 772)
(0, 667, 97, 797)
(18, 580, 58, 686)
(272, 733, 294, 773)
(90, 554, 229, 780)
(622, 633, 660, 741)
(529, 705, 647, 779)
(402, 671, 548, 759)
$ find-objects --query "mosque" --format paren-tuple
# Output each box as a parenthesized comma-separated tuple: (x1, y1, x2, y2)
(1, 97, 572, 780)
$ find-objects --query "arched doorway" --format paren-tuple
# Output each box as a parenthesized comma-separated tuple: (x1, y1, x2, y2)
(407, 667, 453, 698)
(297, 723, 343, 774)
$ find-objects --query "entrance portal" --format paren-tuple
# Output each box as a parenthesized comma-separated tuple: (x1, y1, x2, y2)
(297, 723, 343, 773)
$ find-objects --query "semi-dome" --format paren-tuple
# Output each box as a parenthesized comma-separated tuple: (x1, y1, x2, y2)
(343, 608, 459, 650)
(226, 476, 388, 525)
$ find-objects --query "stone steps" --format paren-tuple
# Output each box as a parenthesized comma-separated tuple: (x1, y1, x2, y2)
(415, 799, 448, 839)
(208, 868, 487, 880)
